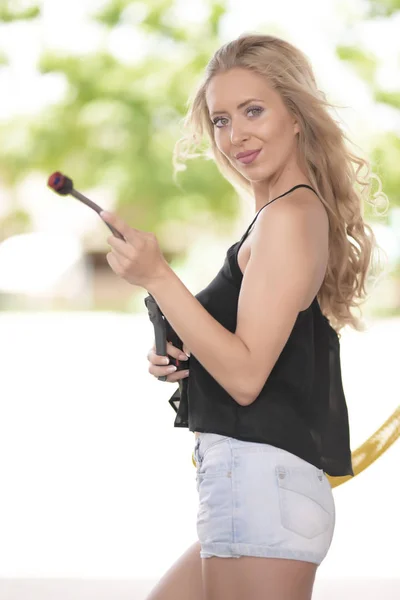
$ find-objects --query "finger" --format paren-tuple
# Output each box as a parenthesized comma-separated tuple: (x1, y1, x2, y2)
(148, 364, 189, 382)
(148, 348, 168, 365)
(166, 340, 190, 360)
(149, 342, 188, 364)
(106, 250, 124, 274)
(107, 235, 134, 260)
(168, 368, 190, 382)
(148, 363, 178, 377)
(148, 348, 174, 365)
(101, 211, 138, 243)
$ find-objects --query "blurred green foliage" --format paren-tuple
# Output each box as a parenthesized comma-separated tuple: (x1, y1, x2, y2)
(0, 0, 399, 247)
(0, 0, 40, 22)
(0, 49, 8, 66)
(335, 0, 400, 214)
(366, 0, 400, 17)
(0, 0, 237, 248)
(335, 46, 378, 84)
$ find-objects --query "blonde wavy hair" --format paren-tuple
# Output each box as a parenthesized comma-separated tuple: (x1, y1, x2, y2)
(172, 32, 389, 337)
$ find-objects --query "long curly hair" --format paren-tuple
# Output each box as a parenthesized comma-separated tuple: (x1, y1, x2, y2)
(173, 33, 389, 337)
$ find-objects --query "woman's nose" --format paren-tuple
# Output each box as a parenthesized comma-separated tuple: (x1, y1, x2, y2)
(230, 124, 250, 145)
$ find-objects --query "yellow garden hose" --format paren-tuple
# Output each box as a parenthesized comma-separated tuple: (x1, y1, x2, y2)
(326, 405, 400, 488)
(192, 406, 400, 489)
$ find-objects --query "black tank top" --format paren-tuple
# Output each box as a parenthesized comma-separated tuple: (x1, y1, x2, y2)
(166, 184, 354, 477)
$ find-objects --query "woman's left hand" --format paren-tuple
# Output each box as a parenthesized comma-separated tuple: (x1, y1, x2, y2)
(100, 210, 170, 289)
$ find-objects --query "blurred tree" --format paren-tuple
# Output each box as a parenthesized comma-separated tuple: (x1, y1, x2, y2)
(367, 0, 400, 17)
(0, 1, 41, 239)
(336, 0, 400, 214)
(0, 0, 236, 254)
(0, 0, 399, 248)
(0, 0, 40, 22)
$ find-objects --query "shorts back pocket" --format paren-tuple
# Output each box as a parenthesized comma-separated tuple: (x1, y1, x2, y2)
(275, 465, 333, 539)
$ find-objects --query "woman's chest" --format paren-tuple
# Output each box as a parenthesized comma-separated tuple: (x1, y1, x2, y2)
(236, 232, 253, 276)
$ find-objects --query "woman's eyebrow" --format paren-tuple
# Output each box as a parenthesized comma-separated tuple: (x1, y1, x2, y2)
(209, 98, 264, 118)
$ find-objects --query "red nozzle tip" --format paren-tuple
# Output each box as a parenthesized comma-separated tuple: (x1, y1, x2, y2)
(47, 172, 73, 195)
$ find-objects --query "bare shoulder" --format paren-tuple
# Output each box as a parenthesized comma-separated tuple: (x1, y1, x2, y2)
(267, 185, 328, 223)
(250, 185, 329, 308)
(294, 185, 329, 226)
(254, 185, 329, 250)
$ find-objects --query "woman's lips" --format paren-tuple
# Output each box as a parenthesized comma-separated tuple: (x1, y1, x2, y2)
(236, 149, 261, 164)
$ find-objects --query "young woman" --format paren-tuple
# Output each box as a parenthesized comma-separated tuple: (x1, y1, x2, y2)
(106, 32, 388, 600)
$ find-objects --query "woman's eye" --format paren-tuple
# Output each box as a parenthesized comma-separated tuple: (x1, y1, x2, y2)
(212, 106, 263, 128)
(212, 116, 227, 127)
(248, 106, 263, 118)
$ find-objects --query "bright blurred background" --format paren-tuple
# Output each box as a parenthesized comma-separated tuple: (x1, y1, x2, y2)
(0, 0, 399, 598)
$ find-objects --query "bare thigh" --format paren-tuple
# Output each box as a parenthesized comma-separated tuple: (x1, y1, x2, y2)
(145, 540, 204, 600)
(202, 556, 318, 600)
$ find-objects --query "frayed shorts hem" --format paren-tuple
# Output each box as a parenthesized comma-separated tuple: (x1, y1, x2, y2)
(199, 542, 323, 565)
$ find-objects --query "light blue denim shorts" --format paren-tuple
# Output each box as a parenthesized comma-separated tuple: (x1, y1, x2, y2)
(193, 433, 335, 564)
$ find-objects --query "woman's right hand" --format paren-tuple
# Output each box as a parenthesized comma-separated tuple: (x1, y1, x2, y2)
(147, 341, 190, 383)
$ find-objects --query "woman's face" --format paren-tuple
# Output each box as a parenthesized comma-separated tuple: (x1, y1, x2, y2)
(205, 67, 302, 190)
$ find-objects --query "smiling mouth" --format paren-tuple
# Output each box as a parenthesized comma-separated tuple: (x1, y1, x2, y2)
(236, 149, 262, 164)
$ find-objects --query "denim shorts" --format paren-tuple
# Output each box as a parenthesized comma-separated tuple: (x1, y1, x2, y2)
(192, 433, 335, 564)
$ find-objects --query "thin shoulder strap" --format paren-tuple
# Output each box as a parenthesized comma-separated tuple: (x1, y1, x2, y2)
(240, 184, 319, 242)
